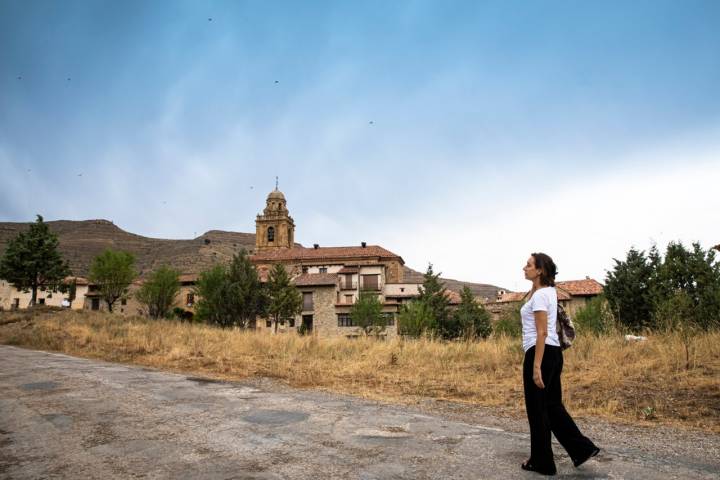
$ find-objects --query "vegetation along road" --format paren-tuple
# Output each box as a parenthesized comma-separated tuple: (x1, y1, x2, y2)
(1, 345, 718, 479)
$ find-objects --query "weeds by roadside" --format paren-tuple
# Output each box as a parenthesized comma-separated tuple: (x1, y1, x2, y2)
(1, 308, 718, 433)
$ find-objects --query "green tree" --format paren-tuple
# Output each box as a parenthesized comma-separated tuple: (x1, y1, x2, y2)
(193, 250, 267, 328)
(88, 249, 136, 313)
(194, 264, 232, 326)
(350, 290, 386, 336)
(397, 300, 436, 337)
(0, 215, 70, 306)
(227, 249, 266, 328)
(417, 263, 450, 336)
(604, 247, 654, 331)
(136, 265, 180, 319)
(450, 286, 492, 339)
(653, 241, 720, 330)
(266, 263, 302, 333)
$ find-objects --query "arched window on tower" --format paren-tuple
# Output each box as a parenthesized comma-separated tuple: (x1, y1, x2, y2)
(267, 226, 275, 242)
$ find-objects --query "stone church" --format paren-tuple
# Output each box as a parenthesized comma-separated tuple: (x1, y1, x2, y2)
(250, 187, 423, 337)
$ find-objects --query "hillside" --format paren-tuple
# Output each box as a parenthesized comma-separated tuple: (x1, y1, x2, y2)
(0, 220, 257, 277)
(0, 219, 505, 296)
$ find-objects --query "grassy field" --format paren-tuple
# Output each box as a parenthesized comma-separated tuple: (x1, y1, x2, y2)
(2, 307, 718, 432)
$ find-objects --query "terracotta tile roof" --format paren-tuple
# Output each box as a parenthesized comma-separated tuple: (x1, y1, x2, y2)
(292, 273, 338, 287)
(64, 276, 88, 286)
(338, 266, 359, 274)
(251, 245, 402, 263)
(556, 278, 604, 296)
(713, 244, 720, 251)
(444, 289, 462, 305)
(497, 291, 529, 303)
(178, 273, 199, 283)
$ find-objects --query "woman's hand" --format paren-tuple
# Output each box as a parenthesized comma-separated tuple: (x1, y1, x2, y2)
(533, 366, 545, 389)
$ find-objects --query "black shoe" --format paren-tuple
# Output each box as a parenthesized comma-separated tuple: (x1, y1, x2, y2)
(521, 460, 557, 476)
(573, 447, 600, 468)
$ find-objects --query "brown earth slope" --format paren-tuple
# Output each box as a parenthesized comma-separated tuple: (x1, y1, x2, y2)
(0, 219, 504, 294)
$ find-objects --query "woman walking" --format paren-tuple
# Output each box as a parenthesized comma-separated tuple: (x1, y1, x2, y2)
(520, 252, 600, 475)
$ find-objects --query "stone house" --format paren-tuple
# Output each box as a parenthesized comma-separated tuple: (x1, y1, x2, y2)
(486, 277, 604, 321)
(0, 277, 89, 311)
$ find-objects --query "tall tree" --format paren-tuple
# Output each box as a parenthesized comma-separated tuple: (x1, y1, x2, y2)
(350, 290, 386, 336)
(88, 249, 136, 313)
(136, 265, 180, 319)
(654, 241, 720, 330)
(266, 263, 302, 333)
(604, 247, 654, 331)
(0, 215, 70, 306)
(194, 265, 232, 326)
(450, 286, 492, 340)
(416, 263, 450, 335)
(227, 249, 266, 328)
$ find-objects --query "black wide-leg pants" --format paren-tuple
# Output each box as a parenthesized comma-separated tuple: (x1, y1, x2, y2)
(523, 345, 598, 471)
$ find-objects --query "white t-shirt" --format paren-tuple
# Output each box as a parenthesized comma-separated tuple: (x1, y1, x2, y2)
(520, 287, 561, 352)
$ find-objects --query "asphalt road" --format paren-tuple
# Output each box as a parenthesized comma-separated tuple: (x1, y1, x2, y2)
(0, 345, 717, 479)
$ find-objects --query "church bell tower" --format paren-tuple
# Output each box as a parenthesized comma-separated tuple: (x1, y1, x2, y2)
(255, 182, 295, 252)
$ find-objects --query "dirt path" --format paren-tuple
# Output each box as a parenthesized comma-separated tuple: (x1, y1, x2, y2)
(1, 345, 718, 479)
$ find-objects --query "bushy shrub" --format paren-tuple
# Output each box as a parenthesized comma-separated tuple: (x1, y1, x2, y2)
(397, 300, 436, 338)
(493, 305, 522, 338)
(573, 295, 615, 335)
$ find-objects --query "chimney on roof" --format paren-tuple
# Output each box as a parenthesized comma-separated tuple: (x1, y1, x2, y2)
(585, 276, 590, 280)
(361, 242, 367, 248)
(313, 244, 319, 249)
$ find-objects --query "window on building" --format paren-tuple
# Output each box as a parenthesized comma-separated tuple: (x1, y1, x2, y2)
(266, 320, 272, 328)
(12, 298, 19, 310)
(186, 293, 195, 306)
(345, 294, 353, 304)
(302, 266, 308, 273)
(362, 274, 379, 291)
(302, 314, 313, 332)
(38, 298, 45, 305)
(338, 313, 354, 327)
(319, 267, 327, 273)
(91, 298, 100, 311)
(344, 274, 354, 289)
(381, 312, 395, 326)
(121, 298, 127, 306)
(267, 226, 275, 242)
(289, 318, 295, 328)
(47, 293, 52, 299)
(303, 292, 313, 311)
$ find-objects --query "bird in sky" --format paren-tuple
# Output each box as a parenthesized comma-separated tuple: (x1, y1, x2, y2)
(274, 80, 279, 84)
(77, 173, 82, 177)
(208, 17, 212, 22)
(369, 121, 374, 125)
(17, 76, 22, 80)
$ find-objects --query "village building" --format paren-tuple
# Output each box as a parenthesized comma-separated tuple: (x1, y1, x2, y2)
(0, 277, 89, 311)
(250, 187, 425, 337)
(486, 277, 604, 321)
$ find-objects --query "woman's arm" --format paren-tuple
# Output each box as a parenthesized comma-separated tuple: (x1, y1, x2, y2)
(533, 310, 548, 389)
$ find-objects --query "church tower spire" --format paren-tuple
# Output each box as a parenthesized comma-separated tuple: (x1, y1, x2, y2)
(255, 183, 295, 252)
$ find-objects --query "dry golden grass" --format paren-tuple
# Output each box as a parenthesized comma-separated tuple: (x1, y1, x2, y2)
(2, 308, 719, 432)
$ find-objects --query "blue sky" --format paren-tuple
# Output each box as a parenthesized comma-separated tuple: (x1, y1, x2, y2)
(1, 0, 719, 290)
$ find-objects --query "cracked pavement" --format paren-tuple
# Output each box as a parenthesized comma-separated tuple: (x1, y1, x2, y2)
(0, 345, 717, 479)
